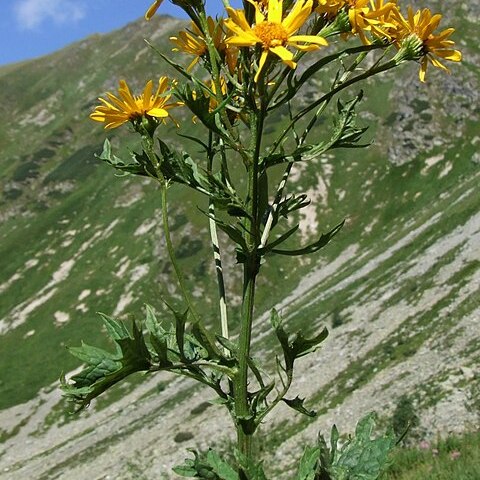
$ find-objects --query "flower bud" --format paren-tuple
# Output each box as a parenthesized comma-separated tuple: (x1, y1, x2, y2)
(394, 34, 424, 64)
(333, 10, 351, 34)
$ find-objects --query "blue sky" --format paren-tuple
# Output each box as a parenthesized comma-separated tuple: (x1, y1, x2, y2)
(0, 0, 238, 66)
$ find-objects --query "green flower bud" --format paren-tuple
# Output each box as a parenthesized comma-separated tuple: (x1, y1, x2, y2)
(394, 34, 424, 64)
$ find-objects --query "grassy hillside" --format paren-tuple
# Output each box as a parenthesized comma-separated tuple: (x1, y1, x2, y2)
(0, 6, 479, 479)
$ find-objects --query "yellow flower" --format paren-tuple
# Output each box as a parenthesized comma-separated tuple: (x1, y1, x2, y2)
(346, 0, 399, 45)
(315, 0, 347, 19)
(145, 0, 163, 20)
(395, 7, 462, 82)
(90, 78, 177, 129)
(170, 18, 236, 72)
(225, 0, 328, 82)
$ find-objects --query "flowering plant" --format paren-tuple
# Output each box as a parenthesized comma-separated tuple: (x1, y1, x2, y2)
(61, 0, 460, 478)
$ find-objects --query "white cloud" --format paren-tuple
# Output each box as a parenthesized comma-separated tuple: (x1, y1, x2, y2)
(14, 0, 86, 30)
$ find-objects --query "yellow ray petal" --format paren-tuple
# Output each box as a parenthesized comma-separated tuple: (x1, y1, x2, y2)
(146, 108, 169, 118)
(269, 45, 295, 67)
(145, 0, 163, 21)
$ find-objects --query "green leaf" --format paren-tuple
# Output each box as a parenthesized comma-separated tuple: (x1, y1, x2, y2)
(329, 93, 369, 150)
(316, 413, 396, 480)
(96, 139, 153, 177)
(61, 314, 151, 409)
(295, 446, 319, 480)
(201, 209, 249, 252)
(271, 220, 344, 257)
(261, 224, 299, 255)
(191, 322, 224, 361)
(205, 450, 239, 480)
(156, 139, 207, 189)
(265, 92, 368, 170)
(271, 309, 329, 372)
(236, 451, 268, 480)
(164, 302, 190, 361)
(175, 82, 222, 134)
(144, 304, 171, 367)
(330, 424, 340, 464)
(290, 328, 329, 359)
(273, 44, 381, 108)
(215, 335, 238, 355)
(282, 396, 317, 418)
(251, 382, 275, 415)
(270, 309, 291, 367)
(275, 194, 310, 223)
(174, 450, 239, 480)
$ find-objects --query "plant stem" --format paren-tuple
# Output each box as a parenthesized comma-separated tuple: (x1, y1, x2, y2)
(159, 182, 200, 323)
(141, 133, 201, 322)
(234, 94, 266, 476)
(207, 133, 229, 347)
(260, 162, 293, 249)
(270, 58, 399, 154)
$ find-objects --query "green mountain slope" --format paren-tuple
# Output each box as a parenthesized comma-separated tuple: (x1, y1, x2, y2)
(0, 8, 479, 479)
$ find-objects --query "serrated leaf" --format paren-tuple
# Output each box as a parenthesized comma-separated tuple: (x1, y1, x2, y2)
(262, 224, 299, 254)
(316, 413, 396, 480)
(290, 328, 329, 359)
(174, 450, 237, 480)
(215, 335, 238, 354)
(271, 220, 344, 257)
(330, 424, 340, 463)
(96, 138, 152, 177)
(205, 450, 239, 480)
(275, 194, 310, 224)
(295, 446, 319, 480)
(235, 451, 268, 480)
(270, 309, 291, 366)
(144, 304, 171, 367)
(271, 309, 329, 372)
(172, 463, 198, 477)
(191, 322, 223, 361)
(251, 382, 275, 415)
(164, 302, 190, 361)
(62, 314, 151, 409)
(282, 396, 317, 418)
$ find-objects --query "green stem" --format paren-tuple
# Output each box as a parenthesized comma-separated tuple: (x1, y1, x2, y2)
(159, 182, 200, 322)
(259, 162, 293, 249)
(142, 133, 201, 323)
(234, 95, 266, 475)
(271, 58, 399, 154)
(198, 11, 248, 163)
(207, 133, 229, 348)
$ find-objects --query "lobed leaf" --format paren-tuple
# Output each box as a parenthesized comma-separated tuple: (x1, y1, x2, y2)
(61, 314, 151, 410)
(270, 220, 344, 257)
(282, 396, 317, 418)
(270, 309, 329, 372)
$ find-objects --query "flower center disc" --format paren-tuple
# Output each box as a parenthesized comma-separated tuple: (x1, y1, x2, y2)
(253, 21, 289, 48)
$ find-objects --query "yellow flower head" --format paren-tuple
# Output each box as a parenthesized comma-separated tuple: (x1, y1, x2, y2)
(315, 0, 347, 19)
(170, 18, 237, 72)
(225, 0, 328, 82)
(145, 0, 163, 20)
(346, 0, 399, 45)
(395, 7, 462, 82)
(90, 78, 177, 129)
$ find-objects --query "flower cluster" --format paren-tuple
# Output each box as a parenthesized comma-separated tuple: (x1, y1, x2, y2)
(90, 0, 461, 129)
